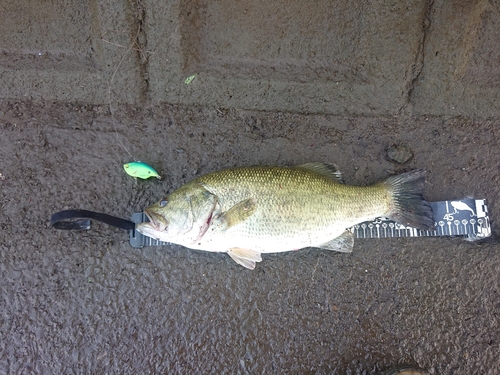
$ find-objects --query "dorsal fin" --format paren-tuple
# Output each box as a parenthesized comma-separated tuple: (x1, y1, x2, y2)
(296, 163, 344, 183)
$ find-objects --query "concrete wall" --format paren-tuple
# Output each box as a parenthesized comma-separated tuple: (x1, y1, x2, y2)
(1, 0, 499, 117)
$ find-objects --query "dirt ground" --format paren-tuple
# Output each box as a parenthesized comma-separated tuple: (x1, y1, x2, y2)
(0, 99, 499, 374)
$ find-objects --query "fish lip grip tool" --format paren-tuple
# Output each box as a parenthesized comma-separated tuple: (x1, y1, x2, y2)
(129, 198, 491, 248)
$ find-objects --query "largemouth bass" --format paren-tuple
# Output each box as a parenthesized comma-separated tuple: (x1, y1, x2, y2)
(137, 163, 434, 269)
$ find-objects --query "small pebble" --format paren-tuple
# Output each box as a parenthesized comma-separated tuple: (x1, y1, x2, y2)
(385, 143, 414, 164)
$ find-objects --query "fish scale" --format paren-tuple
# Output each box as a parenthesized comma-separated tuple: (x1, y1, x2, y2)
(197, 166, 389, 248)
(136, 164, 433, 269)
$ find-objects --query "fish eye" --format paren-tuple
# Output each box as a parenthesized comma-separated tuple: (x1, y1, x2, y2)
(159, 198, 169, 207)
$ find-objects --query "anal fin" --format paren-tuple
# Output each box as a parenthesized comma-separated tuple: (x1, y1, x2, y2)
(227, 247, 262, 270)
(317, 231, 354, 253)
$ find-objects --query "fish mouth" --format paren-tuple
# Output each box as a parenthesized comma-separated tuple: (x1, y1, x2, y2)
(144, 209, 167, 231)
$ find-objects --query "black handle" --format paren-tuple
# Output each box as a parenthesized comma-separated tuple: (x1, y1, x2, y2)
(50, 210, 135, 231)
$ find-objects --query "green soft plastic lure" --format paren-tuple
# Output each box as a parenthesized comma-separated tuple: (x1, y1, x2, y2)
(123, 162, 161, 179)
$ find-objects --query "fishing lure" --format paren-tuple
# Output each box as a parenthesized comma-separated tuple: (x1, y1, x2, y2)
(123, 162, 161, 179)
(184, 74, 197, 84)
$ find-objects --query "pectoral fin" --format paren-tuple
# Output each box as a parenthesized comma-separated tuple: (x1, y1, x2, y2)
(317, 231, 354, 253)
(219, 198, 257, 229)
(227, 247, 262, 270)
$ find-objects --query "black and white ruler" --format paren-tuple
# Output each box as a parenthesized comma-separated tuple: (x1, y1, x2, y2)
(129, 198, 491, 248)
(350, 198, 490, 241)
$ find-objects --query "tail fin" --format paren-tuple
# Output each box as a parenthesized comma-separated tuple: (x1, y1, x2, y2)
(382, 170, 434, 230)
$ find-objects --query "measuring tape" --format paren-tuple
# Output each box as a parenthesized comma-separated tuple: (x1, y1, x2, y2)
(129, 198, 491, 248)
(350, 198, 490, 241)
